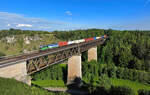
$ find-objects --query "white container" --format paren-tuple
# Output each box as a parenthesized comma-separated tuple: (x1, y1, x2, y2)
(68, 41, 75, 45)
(78, 39, 85, 43)
(68, 39, 85, 44)
(96, 37, 101, 39)
(74, 40, 79, 43)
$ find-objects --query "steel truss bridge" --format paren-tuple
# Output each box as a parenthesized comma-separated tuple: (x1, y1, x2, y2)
(0, 38, 106, 75)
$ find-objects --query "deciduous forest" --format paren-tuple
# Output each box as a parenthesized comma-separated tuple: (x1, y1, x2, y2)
(32, 29, 150, 95)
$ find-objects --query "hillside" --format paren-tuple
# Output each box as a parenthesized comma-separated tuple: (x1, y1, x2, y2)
(53, 29, 150, 72)
(32, 29, 150, 95)
(0, 77, 70, 95)
(0, 29, 60, 56)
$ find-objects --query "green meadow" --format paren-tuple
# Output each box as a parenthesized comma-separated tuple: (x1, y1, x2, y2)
(110, 78, 150, 95)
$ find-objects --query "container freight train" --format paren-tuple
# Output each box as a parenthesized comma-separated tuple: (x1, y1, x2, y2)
(39, 35, 107, 50)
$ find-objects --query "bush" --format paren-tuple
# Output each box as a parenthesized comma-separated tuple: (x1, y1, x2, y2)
(122, 68, 130, 79)
(32, 64, 67, 81)
(97, 63, 150, 84)
(82, 61, 99, 82)
(116, 67, 124, 79)
(107, 63, 117, 78)
(132, 71, 138, 81)
(138, 89, 150, 95)
(96, 74, 111, 89)
(138, 72, 150, 84)
(88, 85, 136, 95)
(82, 61, 150, 84)
(0, 51, 5, 57)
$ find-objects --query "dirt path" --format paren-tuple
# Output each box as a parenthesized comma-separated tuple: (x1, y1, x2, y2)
(45, 87, 88, 95)
(45, 87, 67, 92)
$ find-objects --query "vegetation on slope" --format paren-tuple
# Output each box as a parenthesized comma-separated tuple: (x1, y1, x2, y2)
(82, 61, 150, 95)
(54, 29, 150, 72)
(0, 28, 50, 38)
(32, 64, 67, 81)
(32, 60, 150, 94)
(0, 29, 59, 56)
(31, 29, 150, 94)
(82, 61, 150, 84)
(0, 77, 70, 95)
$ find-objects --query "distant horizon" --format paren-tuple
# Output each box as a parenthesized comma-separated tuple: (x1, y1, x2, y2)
(0, 0, 150, 31)
(0, 28, 150, 32)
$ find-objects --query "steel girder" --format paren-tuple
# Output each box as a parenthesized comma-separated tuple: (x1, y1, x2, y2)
(26, 39, 104, 74)
(27, 46, 79, 74)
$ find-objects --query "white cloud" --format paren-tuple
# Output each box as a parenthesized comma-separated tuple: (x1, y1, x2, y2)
(0, 11, 79, 31)
(65, 11, 72, 16)
(16, 24, 32, 27)
(7, 24, 11, 27)
(110, 17, 150, 30)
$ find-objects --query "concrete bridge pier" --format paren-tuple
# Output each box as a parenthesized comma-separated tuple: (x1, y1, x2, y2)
(88, 46, 97, 62)
(0, 61, 31, 85)
(67, 54, 82, 85)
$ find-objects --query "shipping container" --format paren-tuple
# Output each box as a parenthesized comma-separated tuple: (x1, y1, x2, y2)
(93, 37, 97, 40)
(84, 38, 94, 42)
(39, 45, 48, 48)
(58, 41, 68, 46)
(68, 41, 75, 45)
(74, 40, 79, 43)
(78, 39, 85, 43)
(48, 44, 58, 48)
(39, 45, 44, 49)
(96, 37, 101, 39)
(40, 46, 49, 50)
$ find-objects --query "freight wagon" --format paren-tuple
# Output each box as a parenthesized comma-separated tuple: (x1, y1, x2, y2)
(39, 35, 107, 50)
(84, 38, 94, 42)
(58, 41, 68, 46)
(40, 44, 58, 50)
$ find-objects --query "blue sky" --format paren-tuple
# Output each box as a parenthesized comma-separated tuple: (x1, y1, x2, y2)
(0, 0, 150, 31)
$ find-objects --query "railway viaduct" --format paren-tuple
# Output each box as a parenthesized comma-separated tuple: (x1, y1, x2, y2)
(0, 38, 106, 85)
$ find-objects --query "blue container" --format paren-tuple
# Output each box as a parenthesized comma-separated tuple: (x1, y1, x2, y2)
(39, 45, 47, 48)
(39, 45, 43, 48)
(47, 44, 58, 48)
(93, 37, 97, 40)
(101, 36, 104, 39)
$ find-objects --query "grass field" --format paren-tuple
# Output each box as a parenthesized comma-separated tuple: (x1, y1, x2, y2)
(110, 78, 150, 95)
(32, 80, 66, 87)
(0, 77, 69, 95)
